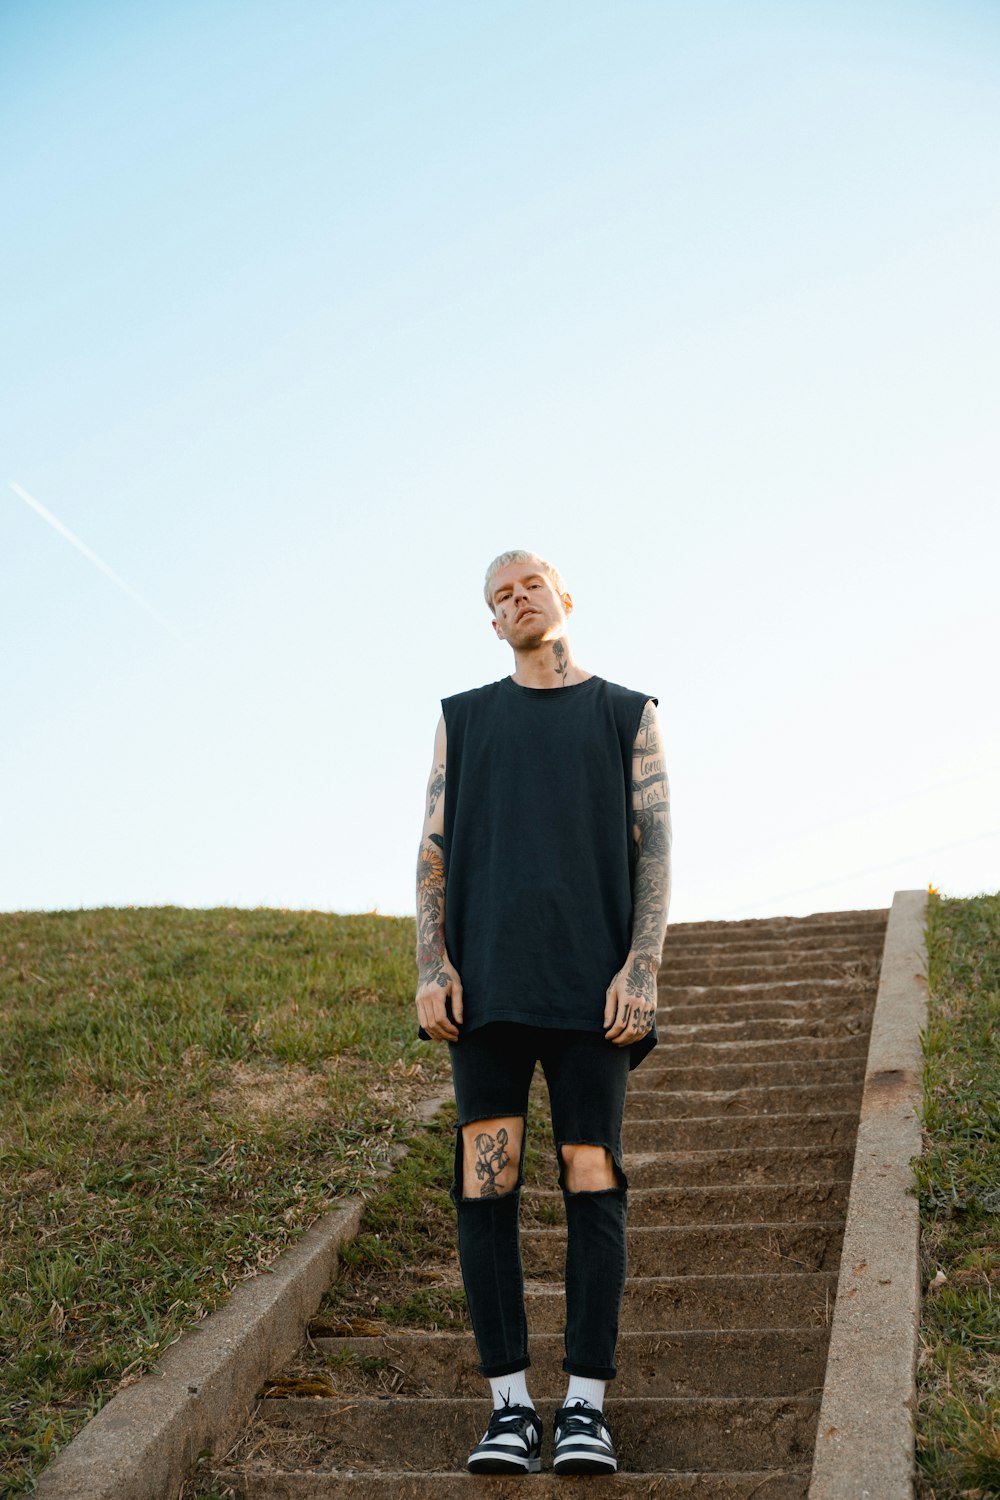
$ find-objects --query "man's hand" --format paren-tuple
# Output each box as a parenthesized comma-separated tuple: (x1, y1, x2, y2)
(604, 951, 657, 1046)
(415, 957, 464, 1042)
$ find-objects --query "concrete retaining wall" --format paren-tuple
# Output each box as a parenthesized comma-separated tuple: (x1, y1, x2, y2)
(808, 888, 928, 1500)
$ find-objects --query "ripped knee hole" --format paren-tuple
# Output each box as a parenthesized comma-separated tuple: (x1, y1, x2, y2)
(559, 1143, 624, 1192)
(460, 1119, 523, 1199)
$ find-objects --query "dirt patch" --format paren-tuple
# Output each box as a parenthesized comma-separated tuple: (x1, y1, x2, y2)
(212, 1060, 336, 1124)
(209, 1054, 447, 1127)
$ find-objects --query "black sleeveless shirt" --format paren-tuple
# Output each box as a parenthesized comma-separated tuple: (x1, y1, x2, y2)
(436, 673, 658, 1070)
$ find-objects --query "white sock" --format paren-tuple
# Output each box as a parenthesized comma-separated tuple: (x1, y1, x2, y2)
(564, 1375, 606, 1411)
(489, 1371, 533, 1410)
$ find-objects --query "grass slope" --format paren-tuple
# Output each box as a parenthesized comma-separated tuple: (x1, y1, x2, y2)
(7, 897, 999, 1497)
(916, 893, 1000, 1499)
(0, 905, 446, 1495)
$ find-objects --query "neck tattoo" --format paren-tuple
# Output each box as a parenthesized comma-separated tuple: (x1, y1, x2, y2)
(552, 639, 568, 684)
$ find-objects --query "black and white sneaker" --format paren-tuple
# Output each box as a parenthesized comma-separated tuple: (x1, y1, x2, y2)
(467, 1403, 543, 1474)
(552, 1401, 618, 1474)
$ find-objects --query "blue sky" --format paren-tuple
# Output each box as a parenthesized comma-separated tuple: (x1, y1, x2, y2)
(3, 0, 999, 922)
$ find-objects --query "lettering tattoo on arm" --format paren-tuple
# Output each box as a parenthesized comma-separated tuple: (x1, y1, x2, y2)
(630, 699, 672, 966)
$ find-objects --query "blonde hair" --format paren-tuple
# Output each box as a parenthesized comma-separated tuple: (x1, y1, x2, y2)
(483, 550, 566, 612)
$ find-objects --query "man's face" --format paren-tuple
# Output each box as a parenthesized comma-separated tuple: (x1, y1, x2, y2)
(489, 560, 572, 647)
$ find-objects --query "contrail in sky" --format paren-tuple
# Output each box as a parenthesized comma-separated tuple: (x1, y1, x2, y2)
(10, 480, 181, 638)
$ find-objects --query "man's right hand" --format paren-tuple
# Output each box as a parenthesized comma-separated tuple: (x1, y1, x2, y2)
(415, 958, 464, 1042)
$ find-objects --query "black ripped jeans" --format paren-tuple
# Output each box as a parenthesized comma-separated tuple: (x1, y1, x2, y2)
(449, 1023, 630, 1380)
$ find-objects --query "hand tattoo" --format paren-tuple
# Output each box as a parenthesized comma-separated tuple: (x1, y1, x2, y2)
(624, 954, 656, 1002)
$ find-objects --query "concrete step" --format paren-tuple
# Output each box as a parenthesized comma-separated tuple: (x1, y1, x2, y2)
(612, 1145, 853, 1188)
(626, 1108, 858, 1152)
(665, 930, 881, 954)
(656, 1015, 870, 1046)
(659, 977, 875, 1003)
(622, 1083, 862, 1119)
(659, 966, 881, 990)
(521, 1221, 843, 1277)
(657, 1036, 868, 1066)
(656, 1015, 873, 1041)
(662, 934, 883, 959)
(524, 1272, 836, 1330)
(663, 930, 885, 958)
(227, 1463, 812, 1497)
(254, 1394, 822, 1472)
(524, 1181, 851, 1227)
(665, 907, 887, 938)
(665, 936, 881, 960)
(659, 995, 873, 1027)
(623, 1111, 857, 1152)
(311, 1328, 829, 1398)
(637, 1057, 865, 1091)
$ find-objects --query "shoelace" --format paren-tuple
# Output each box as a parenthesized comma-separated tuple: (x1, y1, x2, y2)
(558, 1410, 609, 1438)
(487, 1406, 537, 1437)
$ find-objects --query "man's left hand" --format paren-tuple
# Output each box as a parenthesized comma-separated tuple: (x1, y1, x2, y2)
(604, 952, 658, 1046)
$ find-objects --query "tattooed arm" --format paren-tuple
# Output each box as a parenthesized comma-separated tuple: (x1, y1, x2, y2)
(605, 698, 672, 1046)
(414, 714, 464, 1042)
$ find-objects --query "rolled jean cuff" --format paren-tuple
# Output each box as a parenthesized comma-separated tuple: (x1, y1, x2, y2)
(562, 1358, 618, 1380)
(478, 1354, 532, 1379)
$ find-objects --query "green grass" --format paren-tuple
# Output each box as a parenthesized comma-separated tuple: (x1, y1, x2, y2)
(916, 892, 1000, 1500)
(0, 905, 447, 1496)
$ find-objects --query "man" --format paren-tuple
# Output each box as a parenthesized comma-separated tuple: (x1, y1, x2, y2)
(414, 549, 671, 1476)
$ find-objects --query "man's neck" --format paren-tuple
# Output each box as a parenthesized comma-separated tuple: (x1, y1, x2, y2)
(509, 637, 591, 689)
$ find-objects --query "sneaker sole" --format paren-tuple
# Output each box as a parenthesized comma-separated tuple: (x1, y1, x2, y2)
(468, 1456, 542, 1474)
(554, 1453, 618, 1474)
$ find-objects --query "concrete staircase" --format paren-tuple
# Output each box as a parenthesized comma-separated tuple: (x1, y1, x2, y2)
(216, 908, 887, 1499)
